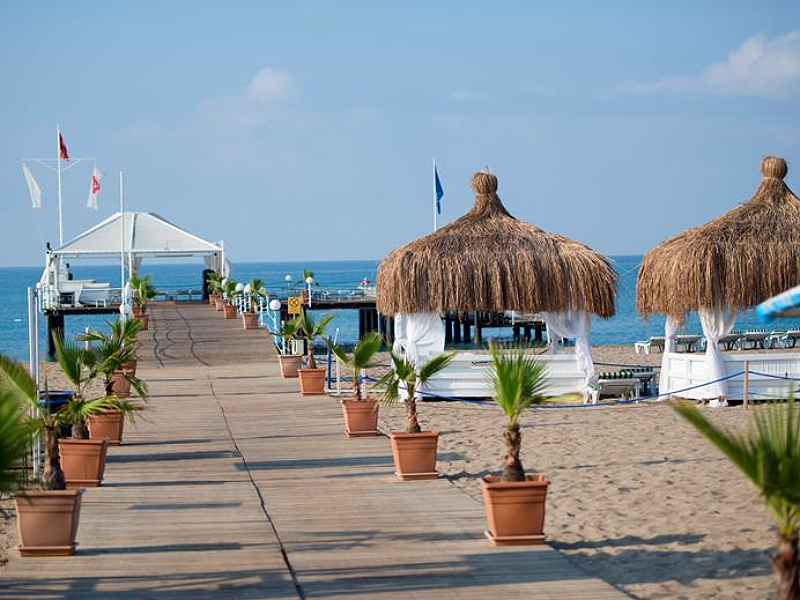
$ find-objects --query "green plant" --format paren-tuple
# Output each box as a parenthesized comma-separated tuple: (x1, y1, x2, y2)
(221, 279, 239, 303)
(375, 352, 453, 433)
(327, 332, 383, 401)
(206, 271, 223, 295)
(674, 398, 800, 599)
(0, 384, 32, 496)
(276, 317, 301, 355)
(130, 275, 157, 313)
(298, 312, 335, 370)
(247, 279, 266, 314)
(79, 318, 148, 401)
(53, 336, 142, 439)
(488, 342, 549, 482)
(299, 268, 315, 285)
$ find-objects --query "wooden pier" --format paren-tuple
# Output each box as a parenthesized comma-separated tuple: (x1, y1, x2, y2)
(2, 303, 624, 598)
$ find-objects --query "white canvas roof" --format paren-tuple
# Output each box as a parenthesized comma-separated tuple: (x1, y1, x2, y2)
(51, 212, 223, 258)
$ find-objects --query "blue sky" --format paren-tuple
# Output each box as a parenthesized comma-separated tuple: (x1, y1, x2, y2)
(1, 1, 799, 267)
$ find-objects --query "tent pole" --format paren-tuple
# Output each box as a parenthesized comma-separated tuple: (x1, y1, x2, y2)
(119, 171, 125, 298)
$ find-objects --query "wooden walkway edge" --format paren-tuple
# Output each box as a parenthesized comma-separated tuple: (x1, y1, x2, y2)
(0, 303, 627, 599)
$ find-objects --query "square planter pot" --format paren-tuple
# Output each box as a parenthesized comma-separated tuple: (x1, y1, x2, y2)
(298, 367, 326, 395)
(481, 474, 549, 546)
(389, 431, 439, 480)
(242, 312, 259, 329)
(223, 304, 238, 319)
(136, 314, 149, 331)
(15, 489, 83, 556)
(278, 354, 302, 378)
(87, 411, 125, 445)
(341, 399, 379, 437)
(58, 438, 109, 488)
(215, 298, 225, 311)
(111, 370, 131, 398)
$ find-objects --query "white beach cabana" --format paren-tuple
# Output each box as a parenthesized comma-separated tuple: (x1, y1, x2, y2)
(637, 157, 800, 402)
(40, 212, 227, 308)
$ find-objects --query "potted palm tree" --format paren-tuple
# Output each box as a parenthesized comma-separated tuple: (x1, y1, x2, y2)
(376, 351, 453, 480)
(52, 337, 139, 487)
(80, 321, 147, 445)
(221, 279, 239, 319)
(297, 312, 335, 395)
(206, 271, 223, 307)
(243, 278, 266, 330)
(0, 355, 82, 556)
(674, 398, 800, 600)
(327, 332, 383, 437)
(276, 317, 303, 378)
(482, 343, 550, 545)
(129, 275, 156, 330)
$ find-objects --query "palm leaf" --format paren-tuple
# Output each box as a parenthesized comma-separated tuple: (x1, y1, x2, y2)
(418, 352, 454, 383)
(0, 353, 38, 408)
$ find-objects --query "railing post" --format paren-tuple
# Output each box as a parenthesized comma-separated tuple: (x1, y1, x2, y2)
(743, 360, 750, 409)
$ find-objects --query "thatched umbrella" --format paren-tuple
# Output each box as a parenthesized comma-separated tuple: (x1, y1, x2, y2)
(637, 156, 799, 400)
(377, 172, 617, 317)
(376, 171, 616, 389)
(638, 157, 799, 318)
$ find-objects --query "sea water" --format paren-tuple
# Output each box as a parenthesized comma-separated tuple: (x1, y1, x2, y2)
(0, 257, 794, 360)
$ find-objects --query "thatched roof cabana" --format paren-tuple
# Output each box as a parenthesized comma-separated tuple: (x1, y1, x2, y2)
(637, 157, 800, 319)
(376, 172, 617, 317)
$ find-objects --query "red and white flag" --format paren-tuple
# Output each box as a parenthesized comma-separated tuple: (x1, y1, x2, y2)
(86, 167, 102, 210)
(59, 133, 69, 161)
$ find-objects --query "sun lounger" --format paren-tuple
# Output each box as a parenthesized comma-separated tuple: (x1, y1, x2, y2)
(741, 330, 770, 350)
(766, 331, 787, 349)
(634, 336, 666, 354)
(718, 332, 743, 350)
(587, 378, 639, 404)
(781, 330, 800, 348)
(675, 334, 702, 352)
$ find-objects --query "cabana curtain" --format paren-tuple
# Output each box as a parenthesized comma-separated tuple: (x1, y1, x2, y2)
(658, 315, 680, 396)
(681, 308, 736, 400)
(392, 313, 446, 367)
(543, 311, 594, 387)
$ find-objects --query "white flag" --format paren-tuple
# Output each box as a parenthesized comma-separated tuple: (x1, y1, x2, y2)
(86, 167, 102, 210)
(22, 163, 42, 209)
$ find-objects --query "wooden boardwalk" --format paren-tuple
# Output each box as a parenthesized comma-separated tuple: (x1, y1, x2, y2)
(1, 303, 626, 599)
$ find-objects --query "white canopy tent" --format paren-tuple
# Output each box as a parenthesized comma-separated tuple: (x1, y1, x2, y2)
(41, 212, 227, 308)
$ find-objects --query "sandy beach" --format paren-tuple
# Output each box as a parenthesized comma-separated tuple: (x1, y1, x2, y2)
(2, 346, 792, 599)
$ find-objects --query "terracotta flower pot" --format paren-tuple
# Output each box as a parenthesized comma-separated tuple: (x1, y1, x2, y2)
(481, 474, 549, 546)
(136, 314, 149, 331)
(59, 438, 109, 488)
(242, 312, 259, 329)
(215, 298, 225, 311)
(209, 293, 219, 306)
(223, 304, 237, 319)
(15, 489, 83, 556)
(298, 367, 326, 395)
(341, 399, 379, 437)
(131, 305, 143, 317)
(87, 411, 125, 445)
(278, 354, 302, 378)
(389, 431, 439, 480)
(111, 370, 131, 398)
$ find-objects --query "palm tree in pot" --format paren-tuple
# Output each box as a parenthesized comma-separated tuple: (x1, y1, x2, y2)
(206, 270, 223, 306)
(327, 332, 384, 436)
(376, 351, 452, 480)
(276, 317, 302, 378)
(242, 278, 266, 329)
(220, 279, 240, 319)
(296, 311, 335, 395)
(674, 398, 800, 600)
(482, 342, 551, 545)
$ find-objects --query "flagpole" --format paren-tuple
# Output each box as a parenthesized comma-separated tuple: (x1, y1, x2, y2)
(56, 125, 63, 245)
(433, 159, 438, 232)
(119, 171, 125, 295)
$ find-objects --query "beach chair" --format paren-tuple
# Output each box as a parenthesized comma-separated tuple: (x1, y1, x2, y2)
(741, 330, 770, 350)
(587, 377, 639, 404)
(781, 330, 800, 348)
(767, 331, 787, 349)
(675, 334, 701, 352)
(634, 336, 665, 355)
(718, 332, 743, 351)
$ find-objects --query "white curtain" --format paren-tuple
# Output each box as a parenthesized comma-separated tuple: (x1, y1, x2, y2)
(658, 315, 680, 397)
(542, 311, 594, 387)
(681, 308, 736, 400)
(392, 312, 445, 367)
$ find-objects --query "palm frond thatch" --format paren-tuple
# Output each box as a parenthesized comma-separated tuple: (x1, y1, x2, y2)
(638, 157, 800, 318)
(376, 171, 617, 317)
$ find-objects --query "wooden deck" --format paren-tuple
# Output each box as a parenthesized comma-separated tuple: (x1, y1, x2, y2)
(1, 303, 627, 599)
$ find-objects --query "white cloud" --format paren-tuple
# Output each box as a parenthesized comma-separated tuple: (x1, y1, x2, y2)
(449, 89, 489, 102)
(615, 30, 800, 99)
(244, 67, 294, 102)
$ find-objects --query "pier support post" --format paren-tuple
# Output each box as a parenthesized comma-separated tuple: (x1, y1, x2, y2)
(512, 325, 520, 340)
(463, 312, 471, 344)
(474, 311, 482, 345)
(46, 312, 64, 361)
(453, 313, 462, 344)
(534, 322, 544, 343)
(523, 325, 531, 341)
(444, 313, 452, 345)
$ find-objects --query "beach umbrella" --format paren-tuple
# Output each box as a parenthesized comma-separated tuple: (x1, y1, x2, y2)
(377, 171, 617, 381)
(637, 156, 799, 399)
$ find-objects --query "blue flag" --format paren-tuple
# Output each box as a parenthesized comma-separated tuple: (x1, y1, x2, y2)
(434, 166, 444, 215)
